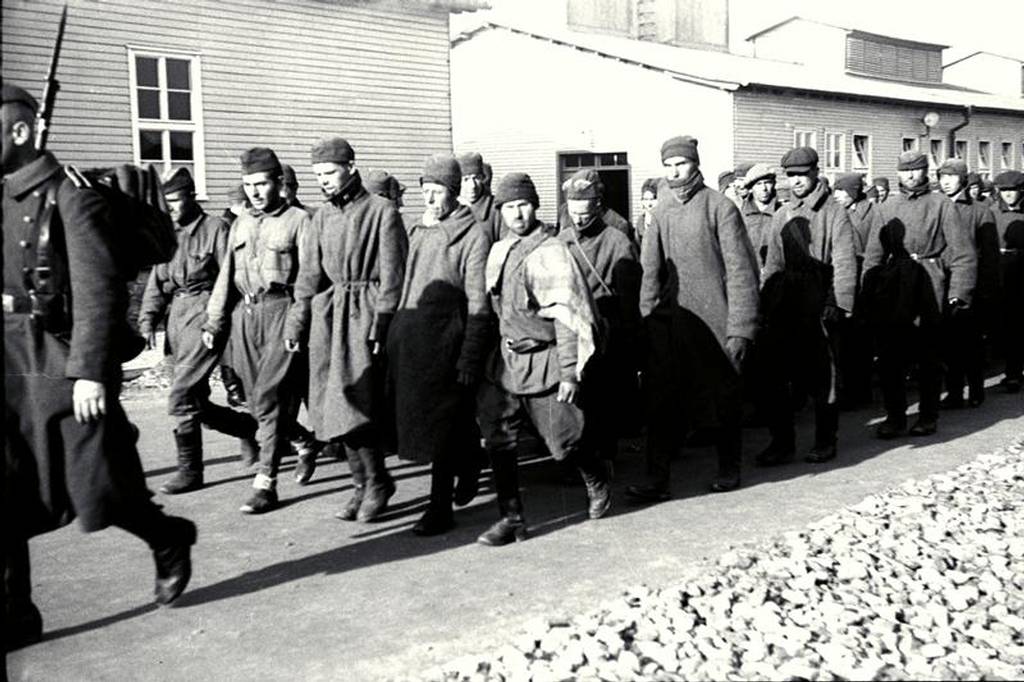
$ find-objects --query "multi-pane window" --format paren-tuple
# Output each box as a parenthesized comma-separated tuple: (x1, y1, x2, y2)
(978, 141, 992, 179)
(823, 133, 845, 174)
(902, 137, 919, 152)
(852, 134, 871, 175)
(794, 130, 817, 150)
(128, 48, 207, 197)
(1001, 142, 1013, 170)
(954, 140, 968, 162)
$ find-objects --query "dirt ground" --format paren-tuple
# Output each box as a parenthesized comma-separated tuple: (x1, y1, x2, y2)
(6, 381, 1023, 681)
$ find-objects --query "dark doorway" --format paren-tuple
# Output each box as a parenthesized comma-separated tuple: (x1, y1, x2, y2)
(558, 151, 631, 223)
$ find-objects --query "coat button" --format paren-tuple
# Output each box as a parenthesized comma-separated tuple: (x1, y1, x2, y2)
(32, 190, 41, 197)
(19, 240, 31, 249)
(23, 215, 33, 223)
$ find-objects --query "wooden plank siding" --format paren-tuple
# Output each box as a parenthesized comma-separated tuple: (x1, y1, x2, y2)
(733, 87, 1024, 187)
(2, 0, 457, 217)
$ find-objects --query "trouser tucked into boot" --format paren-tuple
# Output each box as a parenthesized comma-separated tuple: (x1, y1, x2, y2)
(161, 419, 204, 494)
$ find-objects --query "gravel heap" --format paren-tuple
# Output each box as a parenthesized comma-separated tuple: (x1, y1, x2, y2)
(420, 435, 1024, 681)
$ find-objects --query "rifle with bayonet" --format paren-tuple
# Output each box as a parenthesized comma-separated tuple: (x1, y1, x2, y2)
(35, 3, 69, 151)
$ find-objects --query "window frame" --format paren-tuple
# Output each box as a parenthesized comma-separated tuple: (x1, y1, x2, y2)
(902, 136, 920, 153)
(1000, 141, 1014, 170)
(954, 139, 968, 164)
(851, 133, 872, 177)
(127, 45, 208, 199)
(822, 132, 846, 175)
(977, 140, 992, 179)
(928, 138, 946, 176)
(793, 130, 817, 150)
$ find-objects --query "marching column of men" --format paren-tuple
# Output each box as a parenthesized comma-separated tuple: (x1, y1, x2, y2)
(9, 64, 1024, 645)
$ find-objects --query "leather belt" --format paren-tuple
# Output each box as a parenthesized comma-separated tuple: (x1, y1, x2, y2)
(242, 288, 291, 305)
(2, 293, 33, 314)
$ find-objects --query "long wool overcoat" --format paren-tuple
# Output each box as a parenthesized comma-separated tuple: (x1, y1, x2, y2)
(386, 205, 492, 463)
(639, 180, 760, 428)
(286, 177, 407, 441)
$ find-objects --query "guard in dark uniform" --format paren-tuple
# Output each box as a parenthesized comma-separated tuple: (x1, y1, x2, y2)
(3, 84, 195, 650)
(992, 170, 1024, 393)
(203, 147, 311, 514)
(138, 168, 259, 493)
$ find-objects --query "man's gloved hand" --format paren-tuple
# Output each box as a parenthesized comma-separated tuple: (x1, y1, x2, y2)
(725, 336, 749, 373)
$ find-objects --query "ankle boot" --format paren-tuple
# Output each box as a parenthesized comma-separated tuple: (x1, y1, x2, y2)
(577, 457, 611, 520)
(239, 473, 278, 514)
(152, 516, 197, 605)
(161, 425, 203, 494)
(477, 498, 528, 546)
(220, 365, 247, 408)
(335, 446, 367, 521)
(357, 448, 395, 522)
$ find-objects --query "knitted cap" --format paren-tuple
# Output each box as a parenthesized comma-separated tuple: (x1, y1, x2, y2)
(743, 163, 775, 189)
(162, 167, 195, 195)
(240, 147, 281, 175)
(661, 135, 700, 163)
(834, 172, 864, 197)
(562, 169, 604, 201)
(311, 137, 355, 164)
(937, 159, 968, 178)
(419, 153, 462, 194)
(457, 152, 485, 177)
(965, 172, 982, 188)
(872, 176, 890, 190)
(494, 172, 539, 207)
(897, 151, 928, 171)
(780, 147, 819, 172)
(641, 177, 660, 196)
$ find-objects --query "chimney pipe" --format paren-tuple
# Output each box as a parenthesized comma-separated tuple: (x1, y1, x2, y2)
(948, 105, 972, 159)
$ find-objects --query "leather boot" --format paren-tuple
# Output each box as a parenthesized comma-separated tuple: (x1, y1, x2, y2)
(160, 423, 203, 494)
(477, 497, 528, 546)
(357, 447, 396, 522)
(335, 446, 367, 521)
(576, 455, 611, 520)
(4, 538, 42, 651)
(151, 516, 197, 606)
(453, 443, 485, 507)
(239, 473, 279, 514)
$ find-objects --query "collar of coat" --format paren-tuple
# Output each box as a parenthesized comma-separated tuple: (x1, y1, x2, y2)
(949, 189, 973, 206)
(898, 178, 931, 199)
(787, 180, 829, 211)
(469, 193, 494, 222)
(249, 199, 291, 219)
(742, 194, 780, 217)
(414, 203, 478, 245)
(327, 170, 365, 209)
(3, 151, 63, 198)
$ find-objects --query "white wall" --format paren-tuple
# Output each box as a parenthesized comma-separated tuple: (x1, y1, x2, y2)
(749, 19, 846, 75)
(944, 53, 1023, 98)
(451, 27, 734, 223)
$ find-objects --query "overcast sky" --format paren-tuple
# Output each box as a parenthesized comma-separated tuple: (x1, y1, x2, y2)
(473, 0, 1024, 62)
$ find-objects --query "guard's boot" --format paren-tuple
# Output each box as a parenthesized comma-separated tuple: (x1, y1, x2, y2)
(710, 425, 742, 493)
(152, 516, 197, 606)
(335, 447, 367, 521)
(160, 424, 204, 494)
(239, 473, 278, 514)
(453, 443, 485, 507)
(220, 365, 247, 408)
(414, 455, 457, 536)
(4, 538, 43, 651)
(477, 498, 528, 546)
(577, 457, 611, 520)
(292, 427, 322, 485)
(357, 448, 396, 522)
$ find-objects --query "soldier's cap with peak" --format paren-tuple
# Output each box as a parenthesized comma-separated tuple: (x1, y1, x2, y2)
(311, 137, 355, 165)
(563, 169, 604, 201)
(457, 152, 485, 178)
(743, 163, 775, 189)
(937, 159, 968, 179)
(897, 150, 928, 171)
(495, 172, 539, 207)
(240, 147, 282, 175)
(2, 83, 39, 111)
(661, 135, 700, 164)
(162, 167, 195, 195)
(994, 170, 1024, 190)
(780, 147, 819, 173)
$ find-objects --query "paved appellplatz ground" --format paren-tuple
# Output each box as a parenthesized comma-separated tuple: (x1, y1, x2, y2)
(7, 383, 1023, 681)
